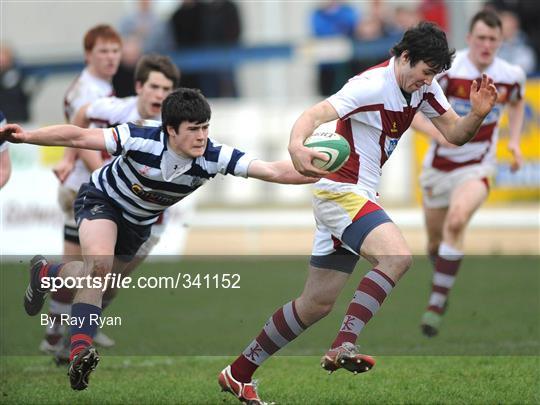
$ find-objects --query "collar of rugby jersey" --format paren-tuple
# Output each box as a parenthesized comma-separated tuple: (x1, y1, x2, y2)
(389, 57, 412, 107)
(161, 136, 194, 181)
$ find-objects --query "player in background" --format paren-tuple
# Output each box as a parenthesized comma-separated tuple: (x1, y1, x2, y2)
(0, 110, 10, 188)
(72, 53, 180, 267)
(50, 54, 180, 364)
(42, 25, 122, 355)
(0, 88, 317, 391)
(218, 22, 498, 404)
(412, 10, 525, 337)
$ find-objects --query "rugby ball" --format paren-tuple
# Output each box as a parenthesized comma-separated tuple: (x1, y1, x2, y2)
(304, 132, 350, 172)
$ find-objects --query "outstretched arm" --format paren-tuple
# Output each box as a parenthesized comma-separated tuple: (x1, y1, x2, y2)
(247, 159, 319, 184)
(0, 124, 106, 151)
(430, 74, 498, 146)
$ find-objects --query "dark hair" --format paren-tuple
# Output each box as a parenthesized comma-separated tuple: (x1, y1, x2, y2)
(161, 88, 211, 130)
(134, 54, 181, 88)
(469, 10, 502, 32)
(391, 22, 455, 73)
(83, 24, 121, 51)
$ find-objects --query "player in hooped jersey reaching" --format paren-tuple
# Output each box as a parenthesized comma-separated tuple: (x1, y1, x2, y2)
(219, 22, 498, 404)
(42, 25, 122, 355)
(412, 11, 526, 337)
(0, 88, 316, 391)
(49, 54, 180, 364)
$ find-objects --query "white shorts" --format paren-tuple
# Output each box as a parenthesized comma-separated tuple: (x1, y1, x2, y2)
(310, 182, 391, 273)
(420, 164, 494, 209)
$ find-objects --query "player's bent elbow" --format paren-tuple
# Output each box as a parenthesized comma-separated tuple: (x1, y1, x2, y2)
(444, 134, 467, 147)
(450, 138, 467, 147)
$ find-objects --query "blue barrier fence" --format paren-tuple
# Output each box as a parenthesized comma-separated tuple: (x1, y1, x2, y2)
(19, 37, 539, 79)
(20, 37, 400, 77)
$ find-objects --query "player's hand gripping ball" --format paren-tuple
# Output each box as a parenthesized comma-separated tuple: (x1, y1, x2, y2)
(304, 132, 350, 172)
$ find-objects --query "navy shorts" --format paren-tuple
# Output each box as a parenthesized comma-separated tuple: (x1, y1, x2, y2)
(310, 209, 393, 274)
(74, 183, 151, 262)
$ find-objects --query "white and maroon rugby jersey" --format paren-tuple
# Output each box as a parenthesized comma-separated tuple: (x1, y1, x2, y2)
(423, 49, 525, 172)
(84, 96, 161, 169)
(86, 95, 162, 127)
(323, 57, 450, 192)
(63, 68, 114, 191)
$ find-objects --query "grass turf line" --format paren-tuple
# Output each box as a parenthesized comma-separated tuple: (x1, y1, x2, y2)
(1, 355, 539, 404)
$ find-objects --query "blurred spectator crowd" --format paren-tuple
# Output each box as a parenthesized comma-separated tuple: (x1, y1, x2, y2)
(1, 0, 538, 122)
(311, 0, 538, 96)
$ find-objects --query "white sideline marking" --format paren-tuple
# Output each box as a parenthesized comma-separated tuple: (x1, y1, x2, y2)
(189, 209, 539, 229)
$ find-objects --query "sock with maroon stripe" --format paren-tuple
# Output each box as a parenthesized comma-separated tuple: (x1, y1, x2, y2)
(230, 300, 306, 383)
(427, 242, 463, 314)
(331, 268, 395, 349)
(69, 303, 101, 361)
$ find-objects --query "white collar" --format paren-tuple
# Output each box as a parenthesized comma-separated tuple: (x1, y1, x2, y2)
(161, 143, 193, 181)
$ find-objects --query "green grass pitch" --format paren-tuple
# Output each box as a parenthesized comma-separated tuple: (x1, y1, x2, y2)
(1, 256, 539, 404)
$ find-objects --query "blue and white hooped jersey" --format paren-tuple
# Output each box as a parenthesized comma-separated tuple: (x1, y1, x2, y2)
(91, 121, 256, 225)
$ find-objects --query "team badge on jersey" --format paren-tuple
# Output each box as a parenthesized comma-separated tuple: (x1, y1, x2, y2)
(385, 138, 399, 158)
(456, 85, 467, 98)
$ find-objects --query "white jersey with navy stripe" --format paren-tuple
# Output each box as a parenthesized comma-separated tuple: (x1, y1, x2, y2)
(91, 121, 256, 225)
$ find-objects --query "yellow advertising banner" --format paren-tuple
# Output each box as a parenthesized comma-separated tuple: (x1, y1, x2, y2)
(414, 78, 540, 204)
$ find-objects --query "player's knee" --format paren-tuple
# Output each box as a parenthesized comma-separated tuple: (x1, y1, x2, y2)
(299, 295, 335, 321)
(313, 300, 334, 319)
(394, 253, 413, 273)
(305, 303, 333, 323)
(378, 252, 413, 277)
(446, 212, 467, 235)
